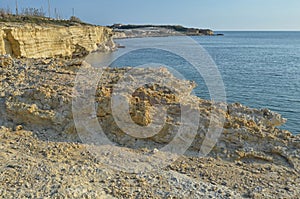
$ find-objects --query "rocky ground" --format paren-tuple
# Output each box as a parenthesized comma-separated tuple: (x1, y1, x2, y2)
(0, 56, 300, 198)
(1, 127, 299, 198)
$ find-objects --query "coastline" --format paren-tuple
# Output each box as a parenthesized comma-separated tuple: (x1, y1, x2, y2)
(0, 20, 299, 198)
(110, 24, 223, 39)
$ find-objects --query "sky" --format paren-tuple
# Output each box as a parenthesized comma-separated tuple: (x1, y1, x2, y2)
(1, 0, 300, 30)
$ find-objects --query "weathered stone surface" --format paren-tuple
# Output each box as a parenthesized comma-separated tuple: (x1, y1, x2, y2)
(0, 58, 300, 198)
(0, 126, 116, 199)
(0, 23, 115, 58)
(0, 58, 299, 169)
(1, 126, 299, 198)
(0, 54, 13, 67)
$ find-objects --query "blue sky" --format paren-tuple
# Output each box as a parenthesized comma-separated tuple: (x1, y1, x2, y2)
(1, 0, 300, 30)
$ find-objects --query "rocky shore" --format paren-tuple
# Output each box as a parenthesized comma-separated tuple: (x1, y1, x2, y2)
(0, 56, 299, 198)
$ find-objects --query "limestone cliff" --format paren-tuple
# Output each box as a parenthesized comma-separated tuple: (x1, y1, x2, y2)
(0, 23, 115, 58)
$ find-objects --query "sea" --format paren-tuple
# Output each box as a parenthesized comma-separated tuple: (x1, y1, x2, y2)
(89, 31, 300, 134)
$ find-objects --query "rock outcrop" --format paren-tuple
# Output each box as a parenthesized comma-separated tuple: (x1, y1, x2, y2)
(0, 23, 115, 58)
(0, 58, 299, 168)
(1, 58, 300, 198)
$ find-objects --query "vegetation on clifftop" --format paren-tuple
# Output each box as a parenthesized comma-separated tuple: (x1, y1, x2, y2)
(0, 8, 91, 26)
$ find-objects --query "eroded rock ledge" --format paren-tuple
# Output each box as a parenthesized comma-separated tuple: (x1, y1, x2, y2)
(0, 57, 299, 198)
(0, 23, 115, 58)
(0, 57, 299, 166)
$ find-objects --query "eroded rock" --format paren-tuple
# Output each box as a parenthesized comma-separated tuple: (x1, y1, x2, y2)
(0, 23, 115, 58)
(0, 58, 299, 173)
(1, 58, 300, 198)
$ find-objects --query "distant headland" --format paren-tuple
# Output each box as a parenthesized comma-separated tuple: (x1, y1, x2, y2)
(109, 24, 223, 39)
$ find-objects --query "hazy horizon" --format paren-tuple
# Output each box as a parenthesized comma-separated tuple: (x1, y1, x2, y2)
(1, 0, 300, 31)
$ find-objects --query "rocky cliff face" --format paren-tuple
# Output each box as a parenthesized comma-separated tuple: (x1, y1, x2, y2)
(0, 23, 115, 58)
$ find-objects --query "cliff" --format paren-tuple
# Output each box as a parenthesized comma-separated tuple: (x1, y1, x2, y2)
(0, 23, 115, 58)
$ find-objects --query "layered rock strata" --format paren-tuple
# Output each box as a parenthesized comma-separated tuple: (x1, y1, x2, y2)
(0, 23, 115, 58)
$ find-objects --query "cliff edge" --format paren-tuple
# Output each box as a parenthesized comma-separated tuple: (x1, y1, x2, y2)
(0, 23, 115, 58)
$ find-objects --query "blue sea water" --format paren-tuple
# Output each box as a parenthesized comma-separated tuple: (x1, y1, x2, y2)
(90, 32, 300, 134)
(199, 31, 300, 134)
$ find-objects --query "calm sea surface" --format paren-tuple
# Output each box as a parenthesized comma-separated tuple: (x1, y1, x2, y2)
(90, 32, 300, 134)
